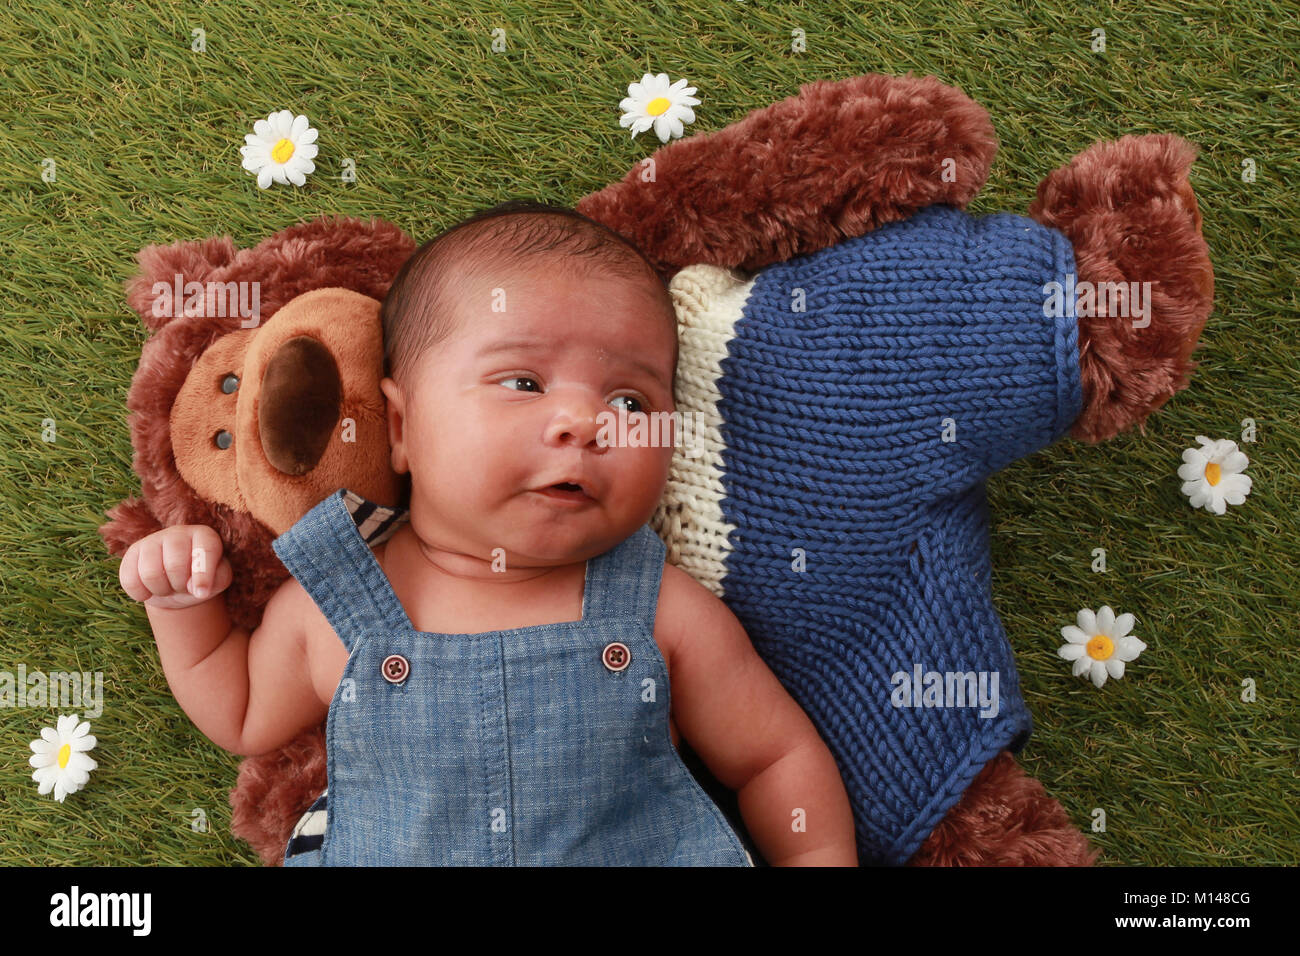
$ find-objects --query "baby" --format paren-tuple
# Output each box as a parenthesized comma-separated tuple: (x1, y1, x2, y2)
(120, 199, 857, 866)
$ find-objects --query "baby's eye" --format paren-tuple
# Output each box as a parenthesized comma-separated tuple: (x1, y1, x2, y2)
(498, 376, 542, 393)
(610, 395, 645, 414)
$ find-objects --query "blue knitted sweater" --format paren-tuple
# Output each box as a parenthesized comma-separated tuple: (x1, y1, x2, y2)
(653, 204, 1082, 865)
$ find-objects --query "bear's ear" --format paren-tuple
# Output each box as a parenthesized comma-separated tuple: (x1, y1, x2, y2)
(578, 73, 997, 277)
(231, 216, 416, 319)
(124, 235, 239, 332)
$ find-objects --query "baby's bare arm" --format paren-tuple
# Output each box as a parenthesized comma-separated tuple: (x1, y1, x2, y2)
(121, 526, 326, 756)
(659, 564, 858, 866)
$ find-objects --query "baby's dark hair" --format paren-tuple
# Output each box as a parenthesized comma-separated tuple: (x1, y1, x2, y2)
(382, 199, 678, 390)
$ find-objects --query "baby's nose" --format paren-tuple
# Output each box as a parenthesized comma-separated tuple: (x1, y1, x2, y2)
(543, 390, 605, 447)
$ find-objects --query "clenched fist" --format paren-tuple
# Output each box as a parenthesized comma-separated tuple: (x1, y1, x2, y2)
(119, 526, 233, 610)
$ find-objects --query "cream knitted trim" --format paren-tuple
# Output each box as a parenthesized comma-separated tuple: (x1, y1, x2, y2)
(650, 264, 757, 600)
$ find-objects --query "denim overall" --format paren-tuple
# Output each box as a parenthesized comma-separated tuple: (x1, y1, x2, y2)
(272, 489, 754, 866)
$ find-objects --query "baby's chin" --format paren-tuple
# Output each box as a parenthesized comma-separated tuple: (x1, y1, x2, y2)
(501, 523, 625, 566)
(416, 492, 645, 563)
(506, 508, 649, 563)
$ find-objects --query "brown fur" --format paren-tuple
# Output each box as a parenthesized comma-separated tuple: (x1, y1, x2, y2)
(579, 72, 998, 277)
(229, 725, 327, 864)
(909, 752, 1099, 866)
(1029, 134, 1214, 444)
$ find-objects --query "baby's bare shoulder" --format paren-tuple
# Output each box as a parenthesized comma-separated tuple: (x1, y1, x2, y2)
(654, 562, 751, 670)
(258, 573, 311, 642)
(266, 573, 347, 706)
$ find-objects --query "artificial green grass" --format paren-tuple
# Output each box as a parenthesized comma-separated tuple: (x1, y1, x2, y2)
(0, 0, 1295, 866)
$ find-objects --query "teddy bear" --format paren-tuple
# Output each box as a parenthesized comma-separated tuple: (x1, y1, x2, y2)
(101, 72, 1212, 865)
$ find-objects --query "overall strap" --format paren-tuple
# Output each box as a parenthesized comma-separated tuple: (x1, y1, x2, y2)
(271, 489, 410, 653)
(581, 523, 667, 630)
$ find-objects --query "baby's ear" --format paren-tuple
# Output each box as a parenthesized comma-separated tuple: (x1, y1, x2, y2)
(378, 376, 410, 476)
(124, 235, 239, 332)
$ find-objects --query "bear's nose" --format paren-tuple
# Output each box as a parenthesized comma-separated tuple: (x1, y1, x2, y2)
(258, 335, 342, 475)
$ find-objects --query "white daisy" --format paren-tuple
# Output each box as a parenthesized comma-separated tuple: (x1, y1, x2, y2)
(239, 110, 318, 189)
(618, 73, 700, 143)
(1178, 435, 1251, 515)
(1058, 606, 1147, 689)
(29, 714, 98, 803)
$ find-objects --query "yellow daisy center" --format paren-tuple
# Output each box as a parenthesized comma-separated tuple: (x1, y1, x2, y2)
(57, 743, 71, 768)
(1086, 634, 1114, 660)
(645, 96, 671, 116)
(1204, 462, 1221, 486)
(271, 138, 296, 164)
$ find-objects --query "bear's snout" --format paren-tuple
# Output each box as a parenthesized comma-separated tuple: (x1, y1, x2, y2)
(258, 335, 342, 475)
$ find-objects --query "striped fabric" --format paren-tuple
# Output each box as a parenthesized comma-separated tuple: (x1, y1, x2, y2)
(340, 490, 407, 545)
(286, 789, 328, 858)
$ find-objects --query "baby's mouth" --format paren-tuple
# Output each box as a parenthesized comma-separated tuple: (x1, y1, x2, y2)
(535, 481, 595, 504)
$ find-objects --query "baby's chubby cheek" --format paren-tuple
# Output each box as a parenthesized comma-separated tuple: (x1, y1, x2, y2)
(459, 426, 542, 500)
(617, 446, 674, 510)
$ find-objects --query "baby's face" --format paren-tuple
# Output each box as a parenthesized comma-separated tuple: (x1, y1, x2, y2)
(380, 266, 679, 565)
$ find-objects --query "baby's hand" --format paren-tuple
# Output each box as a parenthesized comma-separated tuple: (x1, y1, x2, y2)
(118, 526, 233, 610)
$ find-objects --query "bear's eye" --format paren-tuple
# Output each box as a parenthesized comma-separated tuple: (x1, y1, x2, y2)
(215, 430, 233, 450)
(221, 374, 239, 394)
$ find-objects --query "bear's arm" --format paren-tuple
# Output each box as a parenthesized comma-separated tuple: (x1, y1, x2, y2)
(688, 206, 1083, 501)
